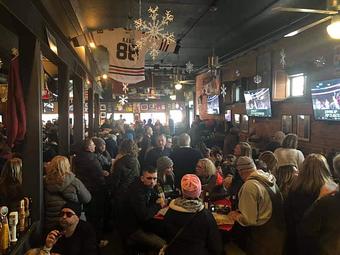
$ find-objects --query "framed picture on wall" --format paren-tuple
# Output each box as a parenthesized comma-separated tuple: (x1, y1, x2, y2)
(297, 115, 310, 142)
(281, 115, 293, 134)
(233, 114, 240, 127)
(241, 114, 249, 133)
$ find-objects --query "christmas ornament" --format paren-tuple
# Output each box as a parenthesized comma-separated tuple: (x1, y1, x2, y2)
(280, 49, 286, 68)
(314, 56, 326, 68)
(134, 6, 175, 60)
(185, 61, 194, 73)
(235, 70, 240, 77)
(220, 84, 227, 98)
(122, 83, 129, 94)
(119, 95, 128, 105)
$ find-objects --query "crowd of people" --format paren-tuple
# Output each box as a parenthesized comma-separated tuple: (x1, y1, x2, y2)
(0, 115, 339, 255)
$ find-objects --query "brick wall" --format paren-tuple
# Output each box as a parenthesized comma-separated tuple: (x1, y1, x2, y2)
(199, 24, 340, 155)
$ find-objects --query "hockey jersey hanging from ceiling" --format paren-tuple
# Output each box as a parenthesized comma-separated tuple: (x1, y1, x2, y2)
(72, 28, 177, 84)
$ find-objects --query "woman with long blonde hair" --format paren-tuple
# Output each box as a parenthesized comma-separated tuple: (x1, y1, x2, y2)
(196, 158, 226, 201)
(44, 155, 91, 232)
(286, 153, 337, 254)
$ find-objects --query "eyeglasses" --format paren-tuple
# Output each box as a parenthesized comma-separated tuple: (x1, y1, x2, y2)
(59, 211, 76, 218)
(146, 177, 157, 180)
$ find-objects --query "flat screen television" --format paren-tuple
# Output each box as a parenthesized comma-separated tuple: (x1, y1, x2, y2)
(311, 78, 340, 121)
(43, 102, 54, 113)
(244, 88, 272, 117)
(225, 110, 232, 121)
(207, 95, 220, 115)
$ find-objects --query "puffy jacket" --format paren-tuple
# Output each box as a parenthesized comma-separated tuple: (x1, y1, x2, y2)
(44, 172, 91, 231)
(111, 154, 140, 206)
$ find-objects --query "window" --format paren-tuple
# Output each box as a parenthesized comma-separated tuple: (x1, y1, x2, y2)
(235, 86, 240, 102)
(286, 73, 306, 97)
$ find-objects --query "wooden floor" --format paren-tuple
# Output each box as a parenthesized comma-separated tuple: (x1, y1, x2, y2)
(100, 230, 245, 255)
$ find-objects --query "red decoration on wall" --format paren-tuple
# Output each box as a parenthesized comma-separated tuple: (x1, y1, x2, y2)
(6, 55, 27, 147)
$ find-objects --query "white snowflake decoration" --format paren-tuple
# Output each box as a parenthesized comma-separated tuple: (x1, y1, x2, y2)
(119, 95, 128, 105)
(122, 83, 129, 94)
(186, 61, 194, 73)
(134, 6, 176, 60)
(253, 75, 262, 84)
(220, 84, 227, 98)
(280, 49, 286, 68)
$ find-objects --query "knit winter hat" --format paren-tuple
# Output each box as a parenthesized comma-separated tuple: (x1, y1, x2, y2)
(181, 174, 202, 199)
(92, 137, 106, 147)
(157, 156, 173, 171)
(236, 156, 256, 172)
(61, 201, 82, 217)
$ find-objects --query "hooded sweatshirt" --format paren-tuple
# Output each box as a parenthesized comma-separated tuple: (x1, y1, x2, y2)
(238, 170, 277, 226)
(164, 198, 222, 255)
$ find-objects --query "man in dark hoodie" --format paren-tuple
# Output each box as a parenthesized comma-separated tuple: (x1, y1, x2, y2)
(118, 167, 166, 251)
(228, 156, 285, 255)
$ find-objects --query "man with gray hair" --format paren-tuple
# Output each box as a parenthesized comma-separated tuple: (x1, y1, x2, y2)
(170, 133, 203, 187)
(144, 133, 171, 169)
(228, 156, 285, 255)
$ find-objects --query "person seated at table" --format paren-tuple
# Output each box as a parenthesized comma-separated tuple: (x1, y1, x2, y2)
(195, 158, 226, 202)
(163, 174, 222, 255)
(228, 156, 285, 255)
(29, 201, 98, 255)
(118, 166, 166, 252)
(156, 156, 177, 199)
(209, 146, 223, 168)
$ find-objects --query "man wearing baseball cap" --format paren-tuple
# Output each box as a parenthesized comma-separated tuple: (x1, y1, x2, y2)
(228, 156, 285, 255)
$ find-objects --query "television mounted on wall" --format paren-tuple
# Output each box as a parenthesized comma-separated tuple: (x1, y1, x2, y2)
(244, 88, 272, 117)
(311, 78, 340, 121)
(207, 94, 220, 115)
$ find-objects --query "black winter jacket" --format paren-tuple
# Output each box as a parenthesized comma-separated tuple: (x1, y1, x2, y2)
(163, 200, 222, 255)
(118, 178, 161, 237)
(111, 154, 140, 206)
(299, 192, 340, 255)
(74, 151, 106, 193)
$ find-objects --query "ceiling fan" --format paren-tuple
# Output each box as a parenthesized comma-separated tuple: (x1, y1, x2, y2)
(273, 0, 340, 39)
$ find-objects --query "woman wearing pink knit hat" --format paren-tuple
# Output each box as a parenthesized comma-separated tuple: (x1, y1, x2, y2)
(163, 174, 222, 255)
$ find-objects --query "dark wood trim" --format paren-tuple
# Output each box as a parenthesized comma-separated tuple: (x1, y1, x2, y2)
(58, 63, 70, 156)
(20, 33, 43, 224)
(94, 93, 100, 136)
(73, 75, 84, 146)
(88, 87, 94, 138)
